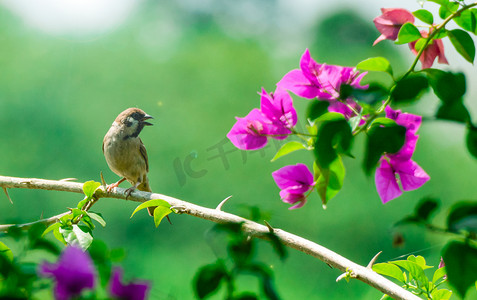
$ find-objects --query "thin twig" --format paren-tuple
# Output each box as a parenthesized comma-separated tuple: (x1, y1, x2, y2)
(0, 175, 419, 300)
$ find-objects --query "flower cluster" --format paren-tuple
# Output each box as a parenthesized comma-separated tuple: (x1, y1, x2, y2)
(277, 49, 368, 119)
(227, 49, 370, 208)
(375, 106, 430, 203)
(227, 88, 297, 150)
(373, 8, 448, 69)
(39, 246, 150, 300)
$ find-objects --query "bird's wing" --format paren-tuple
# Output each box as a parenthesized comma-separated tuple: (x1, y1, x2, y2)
(139, 138, 149, 173)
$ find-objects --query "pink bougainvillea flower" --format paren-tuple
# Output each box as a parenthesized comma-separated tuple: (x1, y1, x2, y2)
(277, 49, 367, 100)
(375, 106, 429, 203)
(375, 158, 430, 203)
(373, 8, 415, 45)
(409, 31, 449, 69)
(272, 163, 315, 209)
(385, 106, 422, 161)
(260, 88, 298, 131)
(328, 99, 364, 121)
(39, 246, 96, 300)
(227, 108, 273, 150)
(109, 267, 150, 300)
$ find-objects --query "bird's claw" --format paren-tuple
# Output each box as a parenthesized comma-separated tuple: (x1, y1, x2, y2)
(124, 187, 135, 199)
(106, 183, 119, 193)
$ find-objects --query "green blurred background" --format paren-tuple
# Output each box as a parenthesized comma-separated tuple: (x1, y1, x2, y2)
(1, 0, 476, 299)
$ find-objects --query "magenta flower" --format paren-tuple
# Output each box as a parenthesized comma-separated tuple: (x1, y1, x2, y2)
(109, 267, 150, 300)
(39, 246, 96, 300)
(260, 88, 297, 133)
(272, 163, 315, 209)
(374, 106, 430, 203)
(277, 49, 367, 101)
(373, 8, 415, 45)
(409, 31, 448, 69)
(385, 106, 422, 161)
(375, 158, 430, 203)
(227, 108, 273, 150)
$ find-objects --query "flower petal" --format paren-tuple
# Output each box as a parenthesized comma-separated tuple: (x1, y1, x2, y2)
(392, 159, 430, 191)
(375, 159, 402, 203)
(277, 69, 321, 99)
(272, 163, 314, 190)
(227, 109, 270, 150)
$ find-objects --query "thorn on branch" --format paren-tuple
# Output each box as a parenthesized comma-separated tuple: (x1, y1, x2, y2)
(100, 171, 107, 187)
(216, 195, 232, 211)
(367, 251, 382, 269)
(3, 187, 13, 204)
(59, 178, 77, 182)
(264, 220, 274, 233)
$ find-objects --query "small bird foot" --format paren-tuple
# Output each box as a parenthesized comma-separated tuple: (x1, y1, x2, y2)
(106, 178, 126, 193)
(106, 182, 120, 193)
(124, 186, 136, 199)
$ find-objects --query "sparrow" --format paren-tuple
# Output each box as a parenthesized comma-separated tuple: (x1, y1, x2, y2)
(102, 108, 156, 216)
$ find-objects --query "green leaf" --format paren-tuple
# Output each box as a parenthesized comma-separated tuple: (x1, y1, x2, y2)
(314, 118, 352, 169)
(414, 38, 429, 52)
(314, 156, 345, 206)
(0, 242, 13, 261)
(83, 181, 101, 198)
(42, 222, 61, 237)
(447, 201, 477, 234)
(194, 261, 228, 299)
(372, 263, 405, 283)
(85, 211, 106, 227)
(415, 197, 439, 222)
(60, 224, 93, 251)
(442, 241, 477, 299)
(427, 0, 448, 6)
(413, 9, 434, 25)
(407, 255, 432, 270)
(430, 288, 452, 300)
(448, 29, 476, 63)
(423, 69, 466, 103)
(396, 23, 422, 44)
(439, 2, 459, 19)
(77, 197, 89, 209)
(390, 260, 429, 290)
(344, 83, 389, 105)
(307, 100, 329, 122)
(314, 112, 346, 123)
(130, 199, 171, 218)
(454, 9, 477, 33)
(271, 141, 307, 162)
(80, 214, 95, 230)
(432, 267, 447, 283)
(466, 126, 477, 159)
(53, 226, 67, 245)
(436, 101, 471, 123)
(363, 120, 406, 175)
(391, 74, 429, 104)
(153, 206, 173, 227)
(356, 57, 393, 77)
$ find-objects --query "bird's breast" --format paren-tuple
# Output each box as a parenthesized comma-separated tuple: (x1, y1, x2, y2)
(103, 130, 147, 182)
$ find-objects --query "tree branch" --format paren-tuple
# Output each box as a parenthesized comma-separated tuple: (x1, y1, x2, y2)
(0, 175, 419, 300)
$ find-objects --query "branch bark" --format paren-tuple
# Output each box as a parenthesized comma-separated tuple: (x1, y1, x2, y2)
(0, 175, 419, 300)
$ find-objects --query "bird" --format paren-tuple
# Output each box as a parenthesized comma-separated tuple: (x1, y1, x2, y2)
(102, 107, 156, 216)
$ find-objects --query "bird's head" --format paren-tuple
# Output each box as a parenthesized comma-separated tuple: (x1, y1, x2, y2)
(115, 108, 153, 138)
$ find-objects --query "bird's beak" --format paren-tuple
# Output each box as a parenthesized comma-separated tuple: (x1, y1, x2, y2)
(142, 114, 154, 126)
